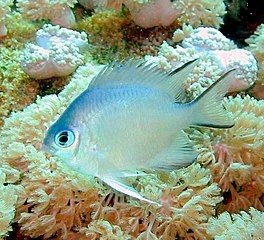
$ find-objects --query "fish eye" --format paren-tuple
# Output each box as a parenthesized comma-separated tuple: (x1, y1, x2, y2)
(54, 130, 75, 148)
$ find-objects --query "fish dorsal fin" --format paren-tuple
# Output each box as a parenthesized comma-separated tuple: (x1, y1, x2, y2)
(89, 59, 198, 102)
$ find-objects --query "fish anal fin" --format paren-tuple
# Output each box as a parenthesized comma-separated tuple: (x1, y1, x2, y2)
(101, 175, 160, 205)
(152, 130, 197, 170)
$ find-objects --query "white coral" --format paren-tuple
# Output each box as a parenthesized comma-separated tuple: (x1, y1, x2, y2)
(146, 27, 258, 98)
(20, 24, 88, 79)
(0, 166, 21, 237)
(181, 27, 237, 51)
(176, 0, 226, 28)
(16, 0, 77, 28)
(207, 208, 264, 239)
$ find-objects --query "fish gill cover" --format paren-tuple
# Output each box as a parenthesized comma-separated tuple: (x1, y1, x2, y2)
(0, 0, 263, 239)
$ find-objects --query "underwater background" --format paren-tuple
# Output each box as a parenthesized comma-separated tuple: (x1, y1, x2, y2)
(0, 0, 263, 239)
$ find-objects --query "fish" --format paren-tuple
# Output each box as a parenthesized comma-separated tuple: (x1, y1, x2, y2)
(42, 59, 234, 205)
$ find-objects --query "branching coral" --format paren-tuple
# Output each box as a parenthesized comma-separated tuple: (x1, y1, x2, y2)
(0, 0, 13, 37)
(16, 0, 77, 28)
(21, 24, 88, 79)
(187, 95, 264, 213)
(1, 60, 224, 239)
(206, 207, 264, 239)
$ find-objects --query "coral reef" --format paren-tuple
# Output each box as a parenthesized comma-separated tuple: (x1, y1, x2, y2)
(0, 12, 41, 127)
(175, 0, 226, 28)
(0, 61, 223, 239)
(246, 23, 264, 99)
(0, 1, 263, 239)
(79, 0, 226, 29)
(123, 0, 181, 28)
(188, 95, 264, 213)
(16, 0, 77, 28)
(207, 207, 264, 239)
(75, 9, 177, 63)
(21, 24, 88, 79)
(0, 0, 13, 37)
(0, 165, 21, 238)
(146, 27, 258, 99)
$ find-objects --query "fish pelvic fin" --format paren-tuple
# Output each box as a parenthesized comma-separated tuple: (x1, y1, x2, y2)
(151, 130, 197, 170)
(189, 70, 235, 128)
(88, 59, 198, 102)
(101, 175, 161, 206)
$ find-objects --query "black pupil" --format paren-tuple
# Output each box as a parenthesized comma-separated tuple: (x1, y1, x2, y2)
(58, 132, 69, 145)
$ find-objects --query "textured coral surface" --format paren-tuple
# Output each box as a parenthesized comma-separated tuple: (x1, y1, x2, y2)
(0, 1, 263, 239)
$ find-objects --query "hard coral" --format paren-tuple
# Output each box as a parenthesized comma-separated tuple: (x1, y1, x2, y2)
(16, 0, 77, 28)
(21, 24, 88, 79)
(0, 60, 223, 239)
(188, 95, 264, 213)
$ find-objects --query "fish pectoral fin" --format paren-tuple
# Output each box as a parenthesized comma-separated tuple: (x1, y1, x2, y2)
(101, 175, 160, 206)
(152, 130, 197, 170)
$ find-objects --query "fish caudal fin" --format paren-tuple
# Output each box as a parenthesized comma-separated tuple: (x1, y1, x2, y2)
(190, 70, 235, 128)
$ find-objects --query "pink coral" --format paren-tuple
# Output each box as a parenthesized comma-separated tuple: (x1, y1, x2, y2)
(16, 0, 77, 28)
(20, 24, 88, 79)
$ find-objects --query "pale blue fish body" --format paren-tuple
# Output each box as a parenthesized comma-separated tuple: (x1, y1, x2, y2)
(43, 60, 234, 204)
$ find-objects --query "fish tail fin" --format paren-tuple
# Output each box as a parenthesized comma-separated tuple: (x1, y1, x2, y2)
(190, 70, 235, 128)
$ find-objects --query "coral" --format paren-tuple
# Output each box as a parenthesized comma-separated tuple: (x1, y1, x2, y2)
(209, 49, 258, 92)
(145, 42, 222, 99)
(20, 24, 88, 79)
(187, 95, 264, 213)
(179, 27, 237, 51)
(16, 0, 77, 28)
(0, 45, 38, 127)
(146, 28, 258, 99)
(0, 0, 13, 37)
(176, 0, 226, 28)
(245, 24, 264, 99)
(0, 165, 21, 238)
(79, 220, 132, 239)
(206, 207, 264, 239)
(75, 9, 133, 63)
(79, 0, 226, 29)
(246, 24, 264, 64)
(172, 24, 194, 43)
(1, 61, 223, 239)
(0, 13, 43, 127)
(124, 0, 181, 28)
(75, 9, 176, 63)
(2, 12, 40, 45)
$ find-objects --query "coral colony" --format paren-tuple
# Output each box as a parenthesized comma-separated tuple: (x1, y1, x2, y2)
(0, 0, 263, 239)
